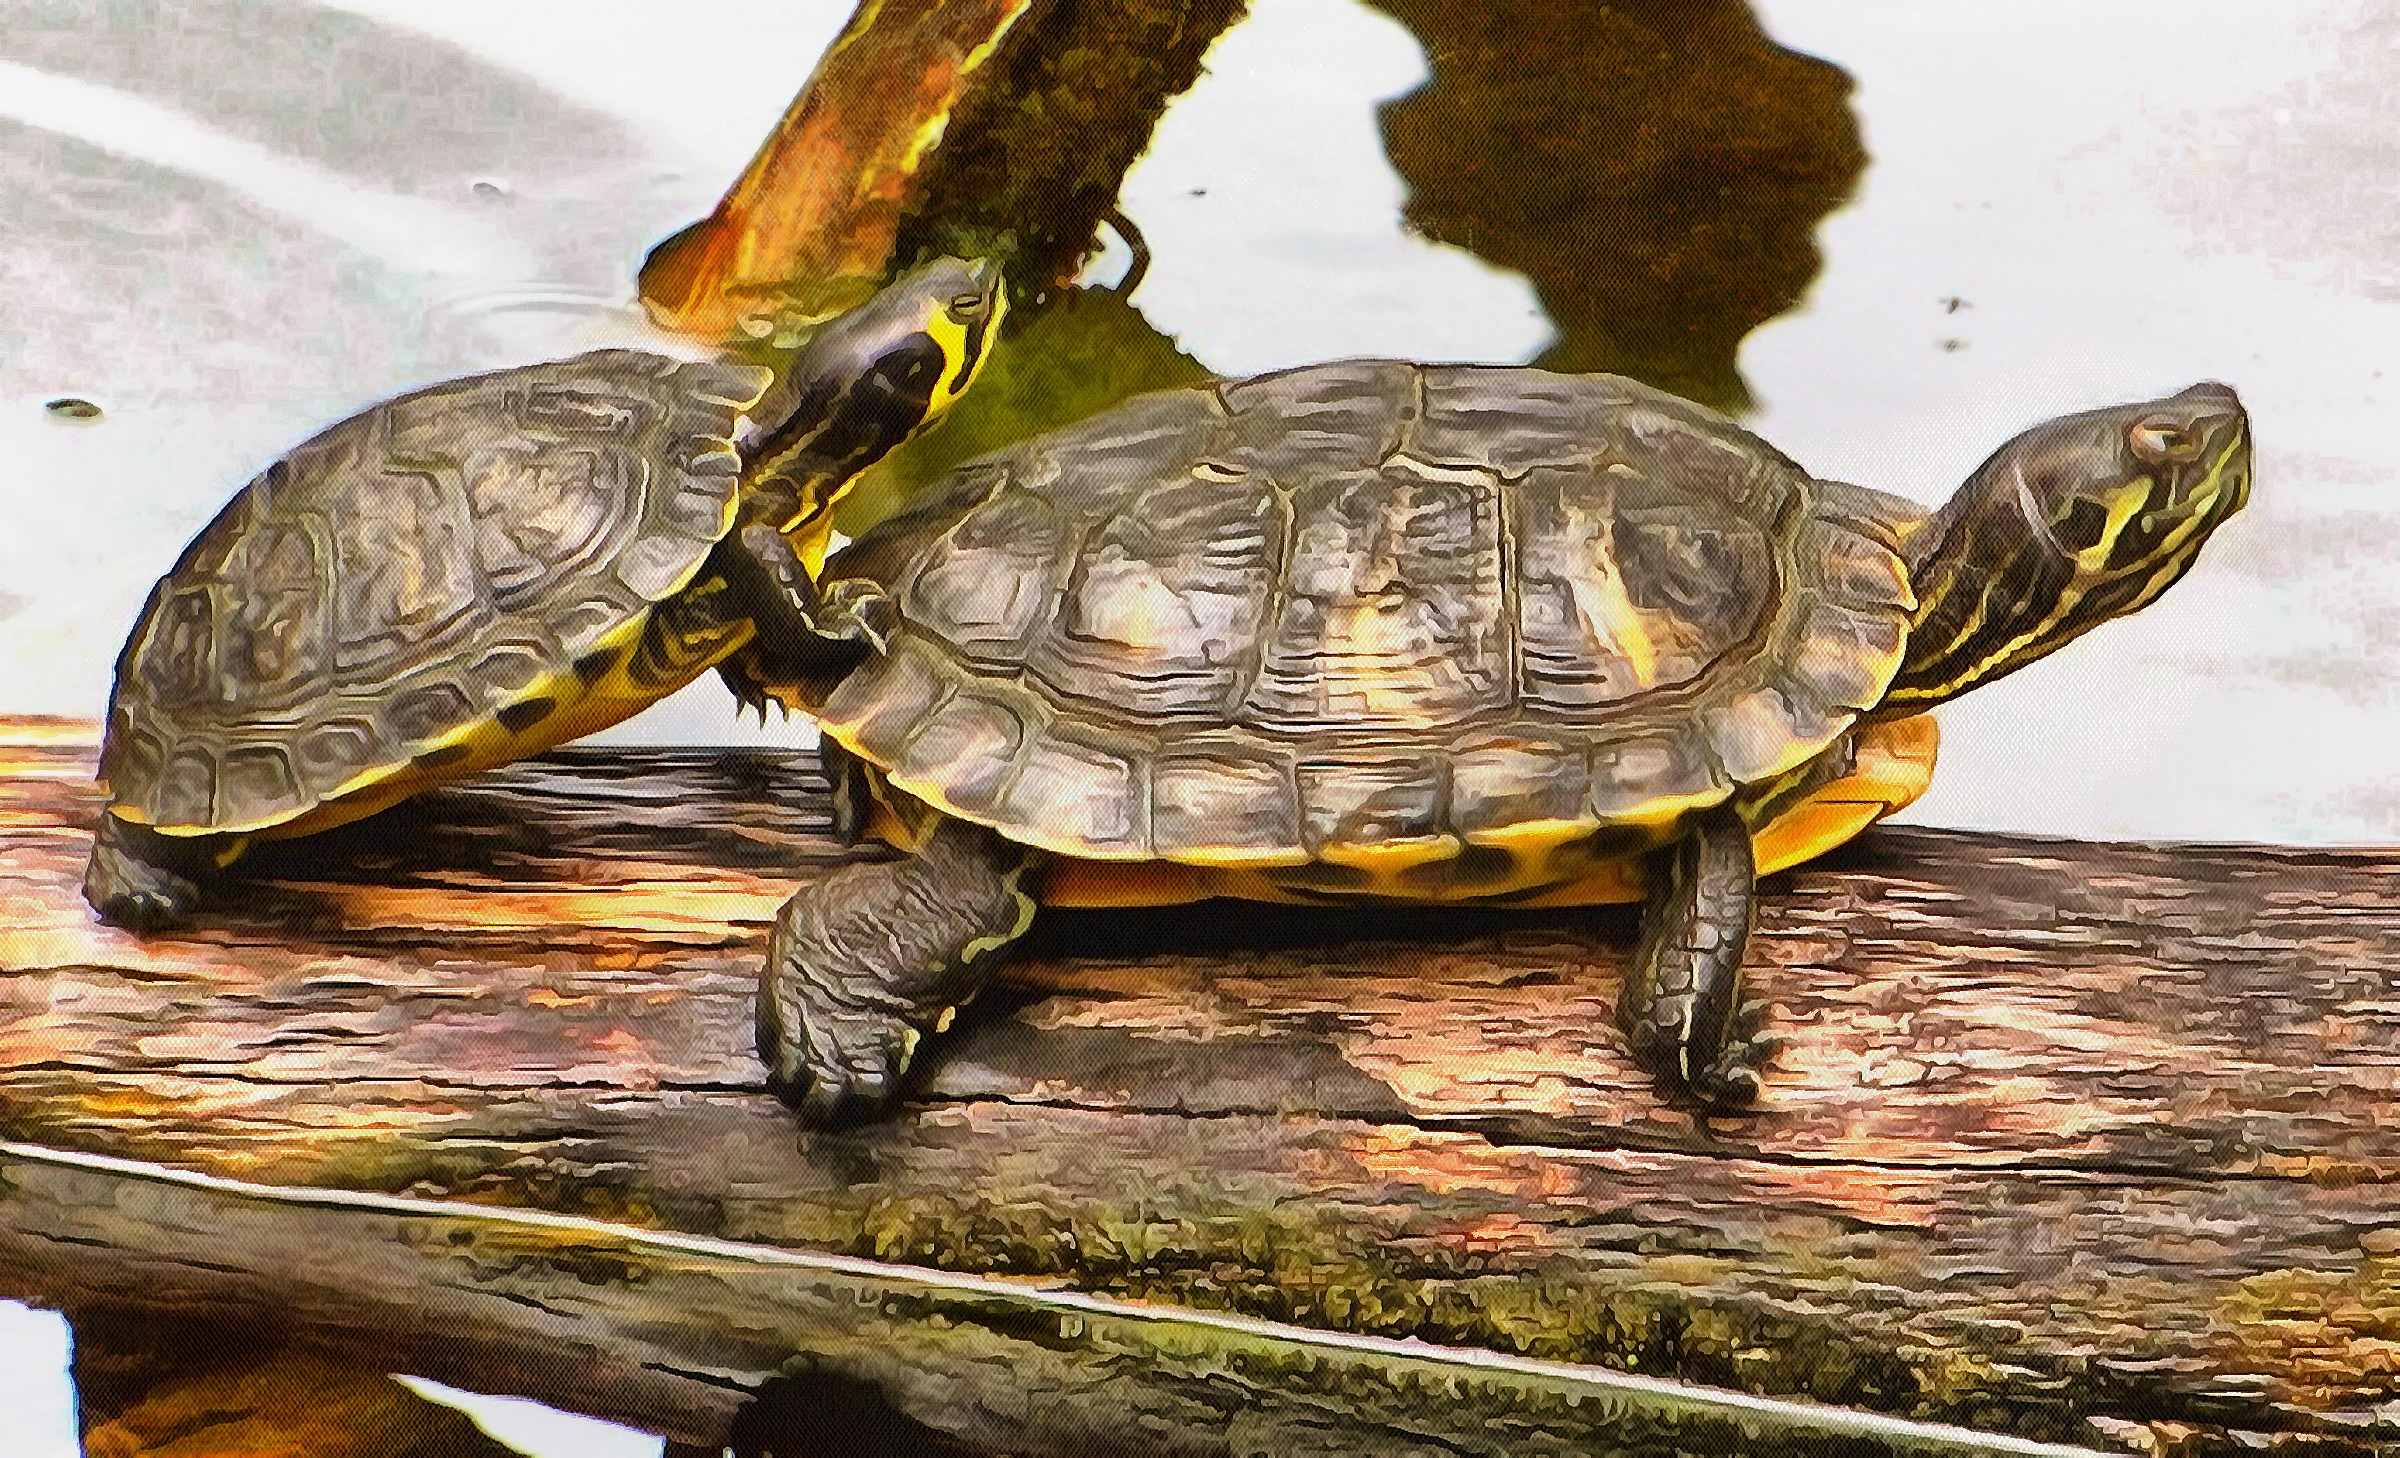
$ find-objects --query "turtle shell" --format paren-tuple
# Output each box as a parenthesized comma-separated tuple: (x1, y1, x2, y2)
(815, 360, 1922, 866)
(101, 349, 772, 834)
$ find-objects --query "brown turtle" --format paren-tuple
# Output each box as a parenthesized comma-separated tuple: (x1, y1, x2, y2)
(753, 361, 2251, 1121)
(85, 258, 1004, 929)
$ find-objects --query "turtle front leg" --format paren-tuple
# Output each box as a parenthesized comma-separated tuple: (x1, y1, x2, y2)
(758, 817, 1039, 1125)
(1617, 803, 1768, 1106)
(714, 520, 892, 713)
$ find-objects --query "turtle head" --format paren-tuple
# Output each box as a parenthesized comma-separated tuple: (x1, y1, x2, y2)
(740, 256, 1006, 536)
(1881, 382, 2250, 710)
(786, 254, 1006, 432)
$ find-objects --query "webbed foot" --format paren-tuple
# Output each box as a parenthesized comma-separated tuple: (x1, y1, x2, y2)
(84, 815, 207, 934)
(1618, 803, 1766, 1109)
(757, 820, 1036, 1126)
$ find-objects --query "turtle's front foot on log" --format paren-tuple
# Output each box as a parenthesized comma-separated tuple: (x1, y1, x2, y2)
(757, 819, 1038, 1125)
(1616, 804, 1768, 1108)
(83, 815, 208, 934)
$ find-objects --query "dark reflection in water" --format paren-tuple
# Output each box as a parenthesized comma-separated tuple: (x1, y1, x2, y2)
(71, 1312, 521, 1458)
(675, 1371, 993, 1457)
(1366, 0, 1864, 413)
(843, 0, 1860, 534)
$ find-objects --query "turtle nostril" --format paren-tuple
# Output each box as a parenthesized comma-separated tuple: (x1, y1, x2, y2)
(2174, 380, 2241, 408)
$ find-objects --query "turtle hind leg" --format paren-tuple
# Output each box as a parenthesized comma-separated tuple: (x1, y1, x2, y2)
(83, 814, 214, 934)
(1617, 802, 1769, 1107)
(758, 817, 1038, 1126)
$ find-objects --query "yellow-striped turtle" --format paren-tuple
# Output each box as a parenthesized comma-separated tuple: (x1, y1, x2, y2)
(758, 362, 2251, 1120)
(84, 257, 1003, 930)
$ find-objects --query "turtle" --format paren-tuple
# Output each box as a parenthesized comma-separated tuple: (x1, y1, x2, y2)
(83, 256, 1006, 931)
(750, 360, 2252, 1122)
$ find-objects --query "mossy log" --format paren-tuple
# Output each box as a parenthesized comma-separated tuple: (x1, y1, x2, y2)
(2, 718, 2395, 1456)
(636, 0, 1248, 339)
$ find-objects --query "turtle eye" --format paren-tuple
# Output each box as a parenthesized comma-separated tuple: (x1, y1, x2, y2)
(948, 293, 988, 321)
(2128, 418, 2197, 464)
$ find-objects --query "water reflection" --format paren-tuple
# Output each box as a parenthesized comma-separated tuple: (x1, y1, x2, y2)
(5, 0, 2400, 1449)
(1367, 0, 1864, 413)
(846, 0, 1863, 513)
(72, 1313, 525, 1458)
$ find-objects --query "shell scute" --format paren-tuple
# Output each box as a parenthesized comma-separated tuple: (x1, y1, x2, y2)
(894, 689, 1028, 816)
(899, 486, 1069, 664)
(1515, 463, 1772, 711)
(1030, 474, 1279, 717)
(1799, 516, 1917, 612)
(1149, 749, 1303, 861)
(295, 716, 381, 782)
(382, 680, 478, 748)
(1243, 466, 1508, 733)
(1588, 730, 1727, 823)
(997, 732, 1149, 856)
(1788, 596, 1909, 715)
(1415, 364, 1635, 474)
(1706, 678, 1829, 784)
(1218, 360, 1412, 476)
(819, 638, 949, 762)
(152, 748, 218, 830)
(217, 745, 304, 828)
(132, 586, 221, 709)
(1449, 733, 1592, 836)
(1298, 754, 1449, 854)
(331, 470, 487, 677)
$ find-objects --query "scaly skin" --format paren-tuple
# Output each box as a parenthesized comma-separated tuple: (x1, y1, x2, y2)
(757, 818, 1037, 1125)
(1616, 803, 1765, 1106)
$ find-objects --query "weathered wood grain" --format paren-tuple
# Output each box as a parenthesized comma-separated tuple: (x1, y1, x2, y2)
(2, 717, 2395, 1456)
(636, 0, 1248, 338)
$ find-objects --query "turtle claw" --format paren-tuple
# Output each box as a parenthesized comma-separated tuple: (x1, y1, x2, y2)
(1690, 1052, 1766, 1109)
(1690, 1001, 1782, 1109)
(761, 998, 925, 1127)
(717, 659, 774, 725)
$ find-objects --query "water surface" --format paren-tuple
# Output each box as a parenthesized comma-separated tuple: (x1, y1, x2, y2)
(2, 0, 2394, 1450)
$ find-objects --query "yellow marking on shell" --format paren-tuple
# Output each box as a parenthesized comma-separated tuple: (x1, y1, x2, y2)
(1339, 601, 1435, 725)
(1610, 783, 1733, 834)
(210, 834, 251, 869)
(1318, 833, 1464, 893)
(106, 801, 153, 827)
(1035, 716, 1938, 910)
(1169, 842, 1315, 870)
(1574, 559, 1659, 687)
(1460, 815, 1602, 852)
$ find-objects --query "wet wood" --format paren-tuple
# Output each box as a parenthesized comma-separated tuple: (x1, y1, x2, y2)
(637, 0, 1248, 339)
(2, 716, 2395, 1457)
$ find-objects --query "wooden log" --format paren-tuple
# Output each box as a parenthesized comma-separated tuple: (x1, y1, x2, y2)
(636, 0, 1248, 340)
(2, 717, 2396, 1456)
